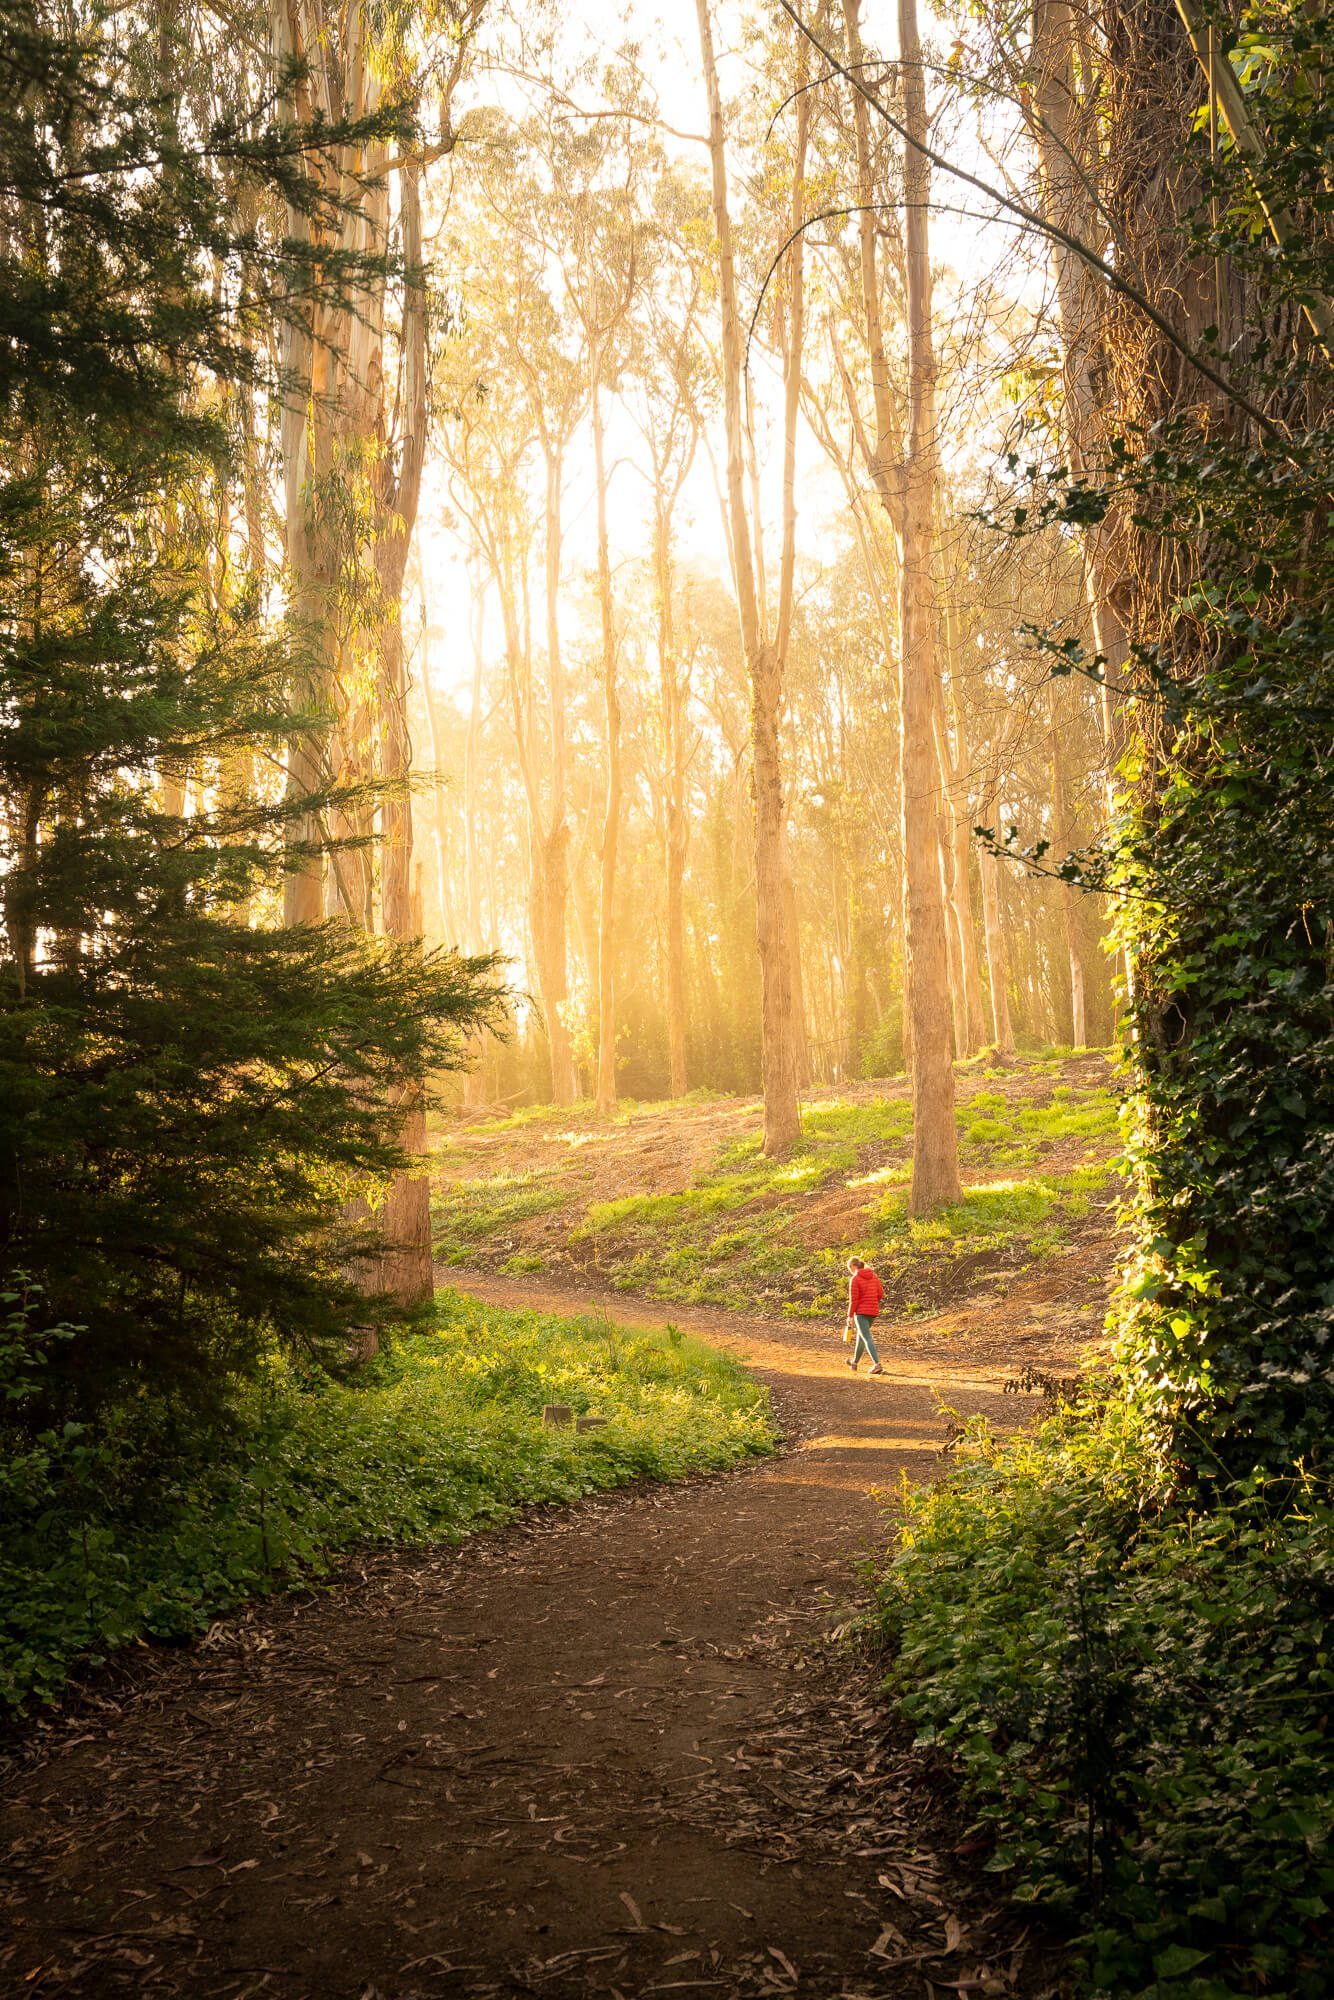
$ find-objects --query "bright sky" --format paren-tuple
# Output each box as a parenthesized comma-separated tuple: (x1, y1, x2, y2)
(415, 0, 1034, 703)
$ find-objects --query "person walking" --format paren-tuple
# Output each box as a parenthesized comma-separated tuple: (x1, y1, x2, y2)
(844, 1256, 885, 1375)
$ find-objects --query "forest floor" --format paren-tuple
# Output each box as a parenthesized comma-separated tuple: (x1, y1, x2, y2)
(1, 1059, 1118, 2000)
(431, 1048, 1121, 1340)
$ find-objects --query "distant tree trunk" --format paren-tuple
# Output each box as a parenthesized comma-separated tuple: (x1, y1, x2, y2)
(460, 568, 488, 1111)
(1028, 0, 1130, 767)
(655, 503, 690, 1098)
(979, 808, 1016, 1057)
(478, 487, 582, 1109)
(898, 0, 961, 1213)
(937, 797, 967, 1058)
(937, 609, 989, 1054)
(1049, 680, 1088, 1045)
(539, 440, 580, 1106)
(695, 0, 802, 1156)
(418, 669, 451, 942)
(782, 841, 812, 1088)
(591, 365, 622, 1119)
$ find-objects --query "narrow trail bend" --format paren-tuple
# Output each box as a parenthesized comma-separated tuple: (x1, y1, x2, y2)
(1, 1279, 1061, 2000)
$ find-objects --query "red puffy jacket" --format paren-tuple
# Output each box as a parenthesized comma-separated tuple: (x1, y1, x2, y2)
(849, 1265, 884, 1318)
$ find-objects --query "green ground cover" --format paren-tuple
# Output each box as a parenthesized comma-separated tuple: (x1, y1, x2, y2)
(431, 1061, 1123, 1314)
(1, 1290, 774, 1717)
(434, 1168, 574, 1245)
(874, 1395, 1333, 1998)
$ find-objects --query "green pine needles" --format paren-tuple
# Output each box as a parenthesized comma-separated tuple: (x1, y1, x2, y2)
(0, 3, 500, 1413)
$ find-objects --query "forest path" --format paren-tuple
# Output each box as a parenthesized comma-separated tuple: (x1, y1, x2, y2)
(1, 1280, 1057, 2000)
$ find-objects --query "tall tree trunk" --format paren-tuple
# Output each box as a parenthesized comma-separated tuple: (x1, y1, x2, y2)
(1048, 680, 1088, 1045)
(270, 1, 439, 1324)
(655, 503, 690, 1097)
(591, 367, 622, 1119)
(367, 157, 433, 1310)
(979, 801, 1017, 1057)
(898, 0, 961, 1212)
(458, 565, 490, 1110)
(695, 0, 801, 1156)
(782, 841, 812, 1088)
(540, 441, 580, 1105)
(419, 669, 451, 942)
(1029, 0, 1130, 769)
(936, 791, 967, 1058)
(937, 604, 989, 1053)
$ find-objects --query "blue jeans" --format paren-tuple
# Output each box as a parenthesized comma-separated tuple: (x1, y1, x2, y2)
(852, 1313, 881, 1366)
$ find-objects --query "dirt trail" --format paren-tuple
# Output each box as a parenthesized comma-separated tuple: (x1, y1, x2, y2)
(1, 1282, 1060, 2000)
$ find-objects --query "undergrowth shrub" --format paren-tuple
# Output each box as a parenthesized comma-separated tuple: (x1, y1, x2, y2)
(874, 1393, 1332, 1998)
(0, 1288, 774, 1716)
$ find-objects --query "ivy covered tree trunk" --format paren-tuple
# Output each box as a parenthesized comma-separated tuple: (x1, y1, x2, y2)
(1086, 0, 1334, 1471)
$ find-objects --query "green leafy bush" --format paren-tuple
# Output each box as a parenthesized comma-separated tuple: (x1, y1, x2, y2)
(874, 1395, 1333, 1998)
(0, 1288, 774, 1716)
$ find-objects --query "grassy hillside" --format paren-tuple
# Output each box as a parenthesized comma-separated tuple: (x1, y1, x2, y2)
(431, 1049, 1123, 1324)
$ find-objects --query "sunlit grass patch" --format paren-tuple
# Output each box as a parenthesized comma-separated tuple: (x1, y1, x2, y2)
(771, 1155, 836, 1189)
(610, 1089, 731, 1123)
(1014, 1090, 1120, 1142)
(431, 1169, 567, 1252)
(468, 1101, 594, 1134)
(598, 1201, 802, 1311)
(962, 1116, 1015, 1148)
(873, 1164, 1114, 1267)
(847, 1162, 912, 1190)
(962, 1089, 1008, 1115)
(577, 1171, 768, 1238)
(955, 1082, 1121, 1170)
(802, 1097, 914, 1146)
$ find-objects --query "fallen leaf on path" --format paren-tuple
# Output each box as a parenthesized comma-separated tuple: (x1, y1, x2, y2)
(767, 1943, 799, 1980)
(619, 1890, 646, 1930)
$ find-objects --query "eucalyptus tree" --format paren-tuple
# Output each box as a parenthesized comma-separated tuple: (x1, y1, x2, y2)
(694, 0, 810, 1157)
(624, 168, 713, 1097)
(548, 112, 645, 1117)
(438, 110, 588, 1103)
(268, 0, 486, 1305)
(823, 0, 960, 1208)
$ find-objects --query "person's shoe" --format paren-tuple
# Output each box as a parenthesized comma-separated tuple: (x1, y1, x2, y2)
(845, 1358, 858, 1370)
(869, 1363, 884, 1376)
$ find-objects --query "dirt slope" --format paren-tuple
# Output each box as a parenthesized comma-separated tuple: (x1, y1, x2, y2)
(431, 1052, 1122, 1325)
(0, 1284, 1067, 2000)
